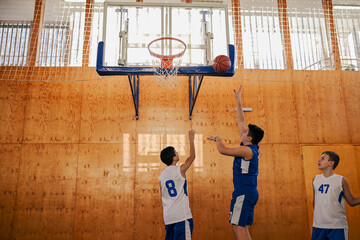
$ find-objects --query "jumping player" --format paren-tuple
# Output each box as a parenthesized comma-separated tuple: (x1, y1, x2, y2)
(312, 151, 360, 240)
(208, 85, 264, 240)
(159, 129, 196, 240)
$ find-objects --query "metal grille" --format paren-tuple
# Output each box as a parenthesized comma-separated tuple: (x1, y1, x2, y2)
(0, 22, 31, 66)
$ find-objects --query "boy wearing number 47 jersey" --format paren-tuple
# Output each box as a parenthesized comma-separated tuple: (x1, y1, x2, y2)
(312, 151, 360, 240)
(159, 129, 196, 240)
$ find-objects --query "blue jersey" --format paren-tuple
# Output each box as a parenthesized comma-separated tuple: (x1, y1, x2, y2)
(232, 143, 259, 195)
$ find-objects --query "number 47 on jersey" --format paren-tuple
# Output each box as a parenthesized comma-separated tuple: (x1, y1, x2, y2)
(318, 184, 330, 194)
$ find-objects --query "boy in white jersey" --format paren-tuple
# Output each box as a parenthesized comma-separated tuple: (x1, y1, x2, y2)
(312, 151, 360, 240)
(159, 129, 195, 240)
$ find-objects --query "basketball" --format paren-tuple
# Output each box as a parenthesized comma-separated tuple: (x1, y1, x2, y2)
(213, 55, 231, 73)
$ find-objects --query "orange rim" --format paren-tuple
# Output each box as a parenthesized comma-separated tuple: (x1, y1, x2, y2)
(148, 37, 187, 60)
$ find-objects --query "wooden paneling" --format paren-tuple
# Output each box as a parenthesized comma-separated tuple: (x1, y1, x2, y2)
(341, 71, 360, 143)
(23, 82, 82, 143)
(234, 70, 299, 144)
(133, 163, 164, 240)
(191, 142, 234, 239)
(133, 76, 190, 239)
(13, 144, 77, 239)
(80, 77, 135, 143)
(191, 95, 236, 239)
(0, 69, 359, 239)
(191, 76, 239, 141)
(302, 145, 360, 240)
(74, 144, 135, 239)
(355, 146, 360, 188)
(252, 144, 309, 240)
(0, 81, 27, 143)
(0, 0, 359, 238)
(293, 71, 350, 144)
(0, 144, 21, 239)
(192, 72, 301, 144)
(191, 80, 307, 239)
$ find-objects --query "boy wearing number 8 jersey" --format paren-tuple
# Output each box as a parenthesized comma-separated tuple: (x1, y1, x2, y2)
(312, 151, 360, 240)
(159, 129, 196, 240)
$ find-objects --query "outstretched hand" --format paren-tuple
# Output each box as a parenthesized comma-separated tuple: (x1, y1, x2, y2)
(189, 129, 196, 141)
(234, 85, 242, 100)
(207, 136, 218, 142)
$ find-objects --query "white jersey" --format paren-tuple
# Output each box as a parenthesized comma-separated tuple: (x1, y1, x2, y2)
(313, 174, 348, 229)
(159, 166, 192, 225)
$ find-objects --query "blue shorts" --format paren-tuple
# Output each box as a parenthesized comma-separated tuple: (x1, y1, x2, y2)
(229, 190, 259, 227)
(165, 218, 193, 240)
(311, 227, 348, 240)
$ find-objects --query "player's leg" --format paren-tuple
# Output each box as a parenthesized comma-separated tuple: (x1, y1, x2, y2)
(311, 227, 328, 240)
(173, 218, 193, 240)
(165, 223, 175, 240)
(232, 224, 252, 240)
(229, 195, 251, 240)
(326, 228, 348, 240)
(229, 191, 258, 240)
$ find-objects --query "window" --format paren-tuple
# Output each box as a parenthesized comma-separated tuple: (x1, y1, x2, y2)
(0, 22, 31, 66)
(288, 9, 333, 70)
(38, 23, 69, 66)
(334, 8, 360, 71)
(241, 7, 285, 69)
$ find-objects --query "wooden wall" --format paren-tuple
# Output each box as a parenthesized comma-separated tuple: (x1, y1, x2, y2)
(0, 69, 360, 240)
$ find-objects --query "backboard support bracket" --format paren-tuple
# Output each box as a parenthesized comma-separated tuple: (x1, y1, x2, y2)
(189, 75, 204, 120)
(128, 75, 139, 120)
(96, 41, 236, 120)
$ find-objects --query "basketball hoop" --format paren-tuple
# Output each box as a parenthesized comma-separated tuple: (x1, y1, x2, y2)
(148, 37, 186, 88)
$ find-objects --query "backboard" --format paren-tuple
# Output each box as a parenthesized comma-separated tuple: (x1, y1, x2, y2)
(97, 2, 235, 120)
(102, 2, 231, 69)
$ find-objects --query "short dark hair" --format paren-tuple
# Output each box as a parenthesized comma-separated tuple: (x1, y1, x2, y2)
(248, 124, 264, 145)
(160, 146, 176, 166)
(322, 151, 340, 170)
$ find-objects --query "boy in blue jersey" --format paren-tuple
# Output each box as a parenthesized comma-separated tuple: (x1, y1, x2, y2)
(208, 85, 264, 240)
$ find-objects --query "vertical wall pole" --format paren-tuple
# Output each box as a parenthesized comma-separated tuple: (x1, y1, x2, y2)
(82, 0, 95, 67)
(322, 0, 341, 70)
(232, 0, 244, 69)
(277, 0, 294, 69)
(27, 0, 46, 66)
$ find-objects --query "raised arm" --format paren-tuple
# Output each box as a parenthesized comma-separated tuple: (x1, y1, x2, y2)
(342, 177, 360, 207)
(180, 129, 196, 177)
(234, 85, 247, 137)
(208, 136, 253, 160)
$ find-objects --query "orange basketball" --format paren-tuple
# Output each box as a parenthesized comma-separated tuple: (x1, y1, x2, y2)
(213, 55, 231, 73)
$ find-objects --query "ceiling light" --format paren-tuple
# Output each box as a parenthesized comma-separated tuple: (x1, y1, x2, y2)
(333, 5, 360, 10)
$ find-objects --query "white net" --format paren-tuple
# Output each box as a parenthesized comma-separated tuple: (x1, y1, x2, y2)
(148, 37, 186, 88)
(152, 56, 182, 89)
